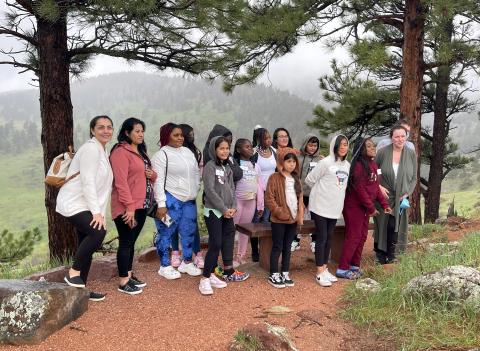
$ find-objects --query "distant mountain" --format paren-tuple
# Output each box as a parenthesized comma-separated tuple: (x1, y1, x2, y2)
(0, 72, 317, 148)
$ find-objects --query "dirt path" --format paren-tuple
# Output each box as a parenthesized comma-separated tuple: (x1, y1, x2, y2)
(3, 237, 386, 351)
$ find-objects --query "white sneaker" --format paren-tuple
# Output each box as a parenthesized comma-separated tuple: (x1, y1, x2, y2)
(178, 261, 202, 276)
(324, 268, 338, 282)
(158, 265, 181, 280)
(310, 241, 316, 253)
(316, 271, 332, 287)
(291, 241, 300, 252)
(199, 278, 213, 295)
(209, 274, 227, 288)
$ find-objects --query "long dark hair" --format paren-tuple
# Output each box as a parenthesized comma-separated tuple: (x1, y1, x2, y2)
(272, 127, 293, 149)
(89, 115, 113, 138)
(214, 136, 230, 166)
(179, 123, 201, 165)
(283, 152, 302, 198)
(347, 137, 371, 189)
(113, 117, 150, 165)
(333, 135, 348, 161)
(253, 127, 270, 149)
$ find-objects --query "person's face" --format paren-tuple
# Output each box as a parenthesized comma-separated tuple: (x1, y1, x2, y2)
(391, 128, 407, 149)
(365, 139, 376, 158)
(401, 123, 411, 139)
(216, 141, 230, 160)
(305, 141, 318, 155)
(185, 130, 194, 144)
(168, 128, 184, 148)
(337, 138, 349, 158)
(91, 118, 113, 146)
(283, 158, 296, 173)
(238, 141, 254, 158)
(127, 123, 144, 146)
(276, 130, 289, 148)
(262, 132, 272, 148)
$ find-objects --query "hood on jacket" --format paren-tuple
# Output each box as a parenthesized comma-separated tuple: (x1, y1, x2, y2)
(208, 135, 230, 164)
(329, 134, 349, 160)
(300, 133, 321, 157)
(276, 147, 300, 174)
(206, 124, 232, 142)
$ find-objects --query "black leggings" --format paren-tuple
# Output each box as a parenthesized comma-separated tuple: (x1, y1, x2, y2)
(203, 212, 235, 278)
(374, 215, 397, 262)
(114, 209, 147, 277)
(312, 212, 337, 266)
(270, 222, 297, 274)
(68, 211, 107, 284)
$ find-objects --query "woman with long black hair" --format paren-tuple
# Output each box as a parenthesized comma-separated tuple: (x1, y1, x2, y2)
(110, 117, 157, 295)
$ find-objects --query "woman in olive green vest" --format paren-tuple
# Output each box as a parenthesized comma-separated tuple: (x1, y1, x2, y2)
(373, 124, 417, 264)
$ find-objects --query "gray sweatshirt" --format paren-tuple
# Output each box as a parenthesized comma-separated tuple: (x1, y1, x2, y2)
(203, 136, 237, 214)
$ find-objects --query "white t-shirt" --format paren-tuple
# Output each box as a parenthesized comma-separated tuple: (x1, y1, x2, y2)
(285, 176, 298, 219)
(257, 153, 276, 192)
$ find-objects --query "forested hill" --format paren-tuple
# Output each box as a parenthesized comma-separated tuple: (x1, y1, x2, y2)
(0, 72, 316, 149)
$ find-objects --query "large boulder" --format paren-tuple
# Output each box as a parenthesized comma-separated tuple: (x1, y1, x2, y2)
(0, 279, 89, 345)
(403, 265, 480, 310)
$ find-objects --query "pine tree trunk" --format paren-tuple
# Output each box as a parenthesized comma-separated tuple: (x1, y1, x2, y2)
(424, 17, 453, 223)
(400, 0, 426, 224)
(37, 15, 76, 262)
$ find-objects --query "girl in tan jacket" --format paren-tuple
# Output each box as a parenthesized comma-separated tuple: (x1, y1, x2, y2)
(265, 147, 304, 288)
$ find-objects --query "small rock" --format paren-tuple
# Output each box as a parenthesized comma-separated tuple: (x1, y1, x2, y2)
(230, 322, 297, 351)
(403, 265, 480, 310)
(265, 305, 293, 315)
(426, 241, 459, 252)
(0, 280, 88, 345)
(135, 247, 158, 263)
(355, 278, 381, 293)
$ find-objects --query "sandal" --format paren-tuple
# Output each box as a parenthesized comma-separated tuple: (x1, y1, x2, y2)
(335, 269, 360, 280)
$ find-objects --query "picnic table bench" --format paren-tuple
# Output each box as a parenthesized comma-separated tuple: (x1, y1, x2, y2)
(235, 219, 347, 271)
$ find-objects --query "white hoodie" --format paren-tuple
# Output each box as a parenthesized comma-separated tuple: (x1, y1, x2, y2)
(305, 135, 350, 219)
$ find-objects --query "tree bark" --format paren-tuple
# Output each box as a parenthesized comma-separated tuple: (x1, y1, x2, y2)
(37, 15, 76, 262)
(400, 0, 426, 224)
(424, 17, 453, 223)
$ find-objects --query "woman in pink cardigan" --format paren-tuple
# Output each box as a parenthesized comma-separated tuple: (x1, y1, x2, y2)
(110, 117, 157, 295)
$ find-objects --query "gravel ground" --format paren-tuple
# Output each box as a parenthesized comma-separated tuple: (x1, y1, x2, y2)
(3, 236, 385, 351)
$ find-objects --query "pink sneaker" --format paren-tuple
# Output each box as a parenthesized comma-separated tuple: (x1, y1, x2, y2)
(194, 252, 205, 269)
(171, 251, 181, 268)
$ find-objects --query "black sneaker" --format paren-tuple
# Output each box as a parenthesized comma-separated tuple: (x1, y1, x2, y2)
(282, 272, 294, 287)
(129, 275, 147, 288)
(118, 283, 143, 295)
(64, 274, 86, 288)
(268, 273, 285, 288)
(89, 292, 106, 301)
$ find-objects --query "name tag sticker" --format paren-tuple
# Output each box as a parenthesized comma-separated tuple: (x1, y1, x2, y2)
(309, 162, 317, 167)
(215, 169, 225, 176)
(240, 165, 249, 171)
(377, 169, 382, 175)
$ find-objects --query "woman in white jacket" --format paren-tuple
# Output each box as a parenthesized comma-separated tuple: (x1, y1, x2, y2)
(306, 135, 350, 288)
(56, 116, 114, 301)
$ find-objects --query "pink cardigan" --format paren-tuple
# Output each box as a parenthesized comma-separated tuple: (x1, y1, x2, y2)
(110, 142, 158, 219)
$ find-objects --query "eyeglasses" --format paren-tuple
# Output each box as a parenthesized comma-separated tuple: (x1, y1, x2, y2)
(277, 135, 289, 139)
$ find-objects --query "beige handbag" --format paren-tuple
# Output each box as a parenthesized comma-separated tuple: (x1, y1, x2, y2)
(44, 146, 79, 188)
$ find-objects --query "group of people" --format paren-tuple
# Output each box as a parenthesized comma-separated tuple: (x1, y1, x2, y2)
(55, 115, 417, 300)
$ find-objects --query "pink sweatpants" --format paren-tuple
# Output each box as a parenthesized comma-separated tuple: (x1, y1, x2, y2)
(234, 199, 257, 256)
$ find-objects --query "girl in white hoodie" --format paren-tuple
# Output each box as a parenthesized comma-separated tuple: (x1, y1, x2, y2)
(306, 135, 350, 287)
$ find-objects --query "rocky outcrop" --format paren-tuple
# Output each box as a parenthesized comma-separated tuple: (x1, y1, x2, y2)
(403, 265, 480, 310)
(0, 279, 88, 345)
(230, 322, 297, 351)
(355, 278, 381, 293)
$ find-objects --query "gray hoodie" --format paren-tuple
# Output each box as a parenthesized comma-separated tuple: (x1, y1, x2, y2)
(203, 136, 236, 214)
(298, 133, 322, 197)
(305, 135, 350, 219)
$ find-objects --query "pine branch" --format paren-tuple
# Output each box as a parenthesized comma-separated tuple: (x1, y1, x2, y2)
(0, 28, 37, 46)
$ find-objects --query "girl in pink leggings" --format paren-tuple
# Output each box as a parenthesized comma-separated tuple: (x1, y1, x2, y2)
(232, 138, 264, 267)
